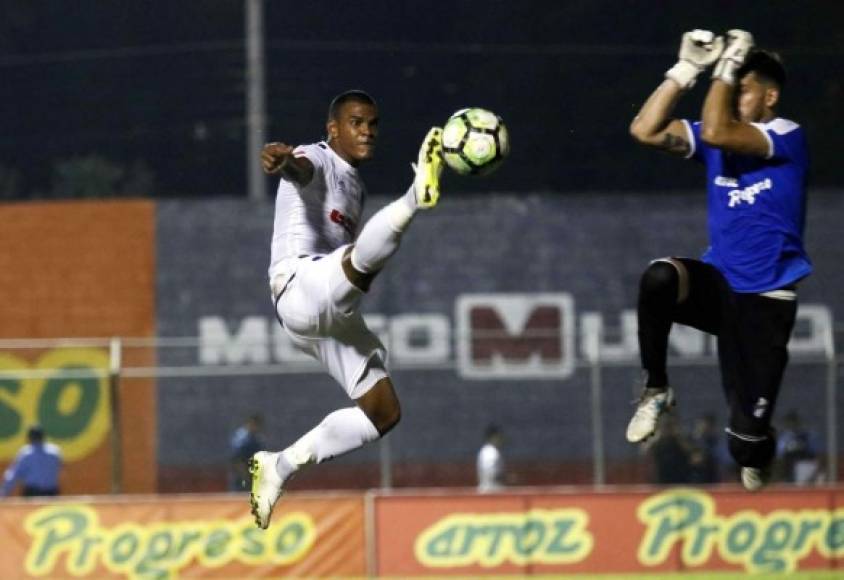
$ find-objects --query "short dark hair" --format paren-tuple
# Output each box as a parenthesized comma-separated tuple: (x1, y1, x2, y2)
(28, 425, 45, 443)
(485, 424, 502, 440)
(328, 90, 377, 121)
(737, 49, 786, 88)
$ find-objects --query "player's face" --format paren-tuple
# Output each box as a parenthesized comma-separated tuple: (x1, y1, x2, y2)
(327, 101, 379, 166)
(737, 72, 778, 123)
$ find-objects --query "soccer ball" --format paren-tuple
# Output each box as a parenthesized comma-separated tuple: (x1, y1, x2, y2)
(441, 108, 509, 176)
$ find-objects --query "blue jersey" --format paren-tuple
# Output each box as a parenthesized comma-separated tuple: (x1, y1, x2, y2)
(683, 117, 812, 293)
(2, 443, 62, 495)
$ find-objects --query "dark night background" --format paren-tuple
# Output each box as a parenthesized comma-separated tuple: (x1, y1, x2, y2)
(1, 0, 842, 198)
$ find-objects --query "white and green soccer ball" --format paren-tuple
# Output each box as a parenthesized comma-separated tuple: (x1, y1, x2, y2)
(441, 108, 510, 176)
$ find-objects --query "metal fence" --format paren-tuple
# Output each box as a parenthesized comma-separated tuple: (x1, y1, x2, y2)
(1, 321, 840, 494)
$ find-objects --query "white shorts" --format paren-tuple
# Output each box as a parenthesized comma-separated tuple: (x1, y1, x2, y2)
(271, 246, 388, 399)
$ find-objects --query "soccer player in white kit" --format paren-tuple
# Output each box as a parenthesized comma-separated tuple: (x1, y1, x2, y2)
(248, 90, 444, 529)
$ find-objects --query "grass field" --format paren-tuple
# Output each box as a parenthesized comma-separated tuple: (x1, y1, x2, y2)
(391, 572, 842, 580)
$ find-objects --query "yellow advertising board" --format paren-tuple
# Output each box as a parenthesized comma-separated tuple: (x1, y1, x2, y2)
(0, 200, 157, 494)
(0, 494, 365, 579)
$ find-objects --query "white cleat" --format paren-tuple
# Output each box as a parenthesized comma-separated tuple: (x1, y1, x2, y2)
(741, 466, 771, 492)
(249, 451, 284, 529)
(626, 387, 676, 443)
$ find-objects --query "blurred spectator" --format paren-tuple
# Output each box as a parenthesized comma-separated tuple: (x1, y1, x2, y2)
(687, 413, 723, 484)
(230, 414, 264, 491)
(776, 410, 823, 485)
(646, 415, 690, 485)
(1, 425, 62, 497)
(477, 424, 505, 493)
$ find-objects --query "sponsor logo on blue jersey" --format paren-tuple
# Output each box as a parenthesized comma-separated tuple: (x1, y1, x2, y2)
(725, 178, 773, 207)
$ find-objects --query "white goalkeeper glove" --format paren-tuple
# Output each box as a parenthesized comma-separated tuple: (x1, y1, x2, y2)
(665, 29, 725, 90)
(712, 29, 754, 85)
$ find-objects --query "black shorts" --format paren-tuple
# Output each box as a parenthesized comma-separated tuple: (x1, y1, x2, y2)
(22, 486, 59, 497)
(671, 258, 798, 432)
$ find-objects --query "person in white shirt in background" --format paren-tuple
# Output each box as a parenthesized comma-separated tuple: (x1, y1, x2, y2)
(477, 424, 505, 493)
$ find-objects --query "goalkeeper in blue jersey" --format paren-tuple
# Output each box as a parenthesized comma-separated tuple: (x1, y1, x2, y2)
(627, 30, 811, 491)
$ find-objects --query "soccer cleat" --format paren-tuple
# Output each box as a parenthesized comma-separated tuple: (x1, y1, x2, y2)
(626, 387, 676, 443)
(249, 451, 284, 529)
(413, 127, 444, 209)
(741, 466, 771, 492)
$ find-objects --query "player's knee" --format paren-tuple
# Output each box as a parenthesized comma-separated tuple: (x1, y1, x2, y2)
(640, 260, 679, 301)
(343, 246, 375, 293)
(370, 402, 400, 436)
(358, 381, 401, 436)
(382, 404, 401, 435)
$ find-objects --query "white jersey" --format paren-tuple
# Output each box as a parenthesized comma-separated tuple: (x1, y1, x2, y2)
(268, 141, 366, 280)
(476, 443, 504, 492)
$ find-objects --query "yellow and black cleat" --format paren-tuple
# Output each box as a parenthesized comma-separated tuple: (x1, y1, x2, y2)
(413, 127, 444, 208)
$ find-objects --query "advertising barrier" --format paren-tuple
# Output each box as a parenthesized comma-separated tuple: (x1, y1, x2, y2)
(0, 494, 365, 579)
(1, 487, 843, 578)
(374, 486, 844, 577)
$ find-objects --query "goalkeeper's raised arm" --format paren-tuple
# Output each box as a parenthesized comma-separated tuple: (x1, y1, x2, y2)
(629, 30, 723, 156)
(700, 30, 773, 157)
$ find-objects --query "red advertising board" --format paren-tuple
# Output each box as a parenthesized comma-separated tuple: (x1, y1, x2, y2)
(374, 486, 844, 576)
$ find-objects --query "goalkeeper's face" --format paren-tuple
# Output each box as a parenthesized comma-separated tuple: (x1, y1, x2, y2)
(327, 101, 379, 166)
(737, 72, 779, 124)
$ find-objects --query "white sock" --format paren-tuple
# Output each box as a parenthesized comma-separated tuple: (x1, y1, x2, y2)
(402, 182, 420, 211)
(350, 186, 417, 274)
(276, 407, 379, 480)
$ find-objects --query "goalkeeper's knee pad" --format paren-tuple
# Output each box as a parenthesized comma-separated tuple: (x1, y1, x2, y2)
(640, 260, 679, 304)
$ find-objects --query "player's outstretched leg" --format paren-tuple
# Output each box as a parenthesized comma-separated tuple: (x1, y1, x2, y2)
(626, 386, 675, 443)
(348, 127, 443, 278)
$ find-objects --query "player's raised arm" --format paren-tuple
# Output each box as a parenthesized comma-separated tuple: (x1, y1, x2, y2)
(630, 30, 724, 156)
(701, 30, 772, 157)
(261, 142, 314, 186)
